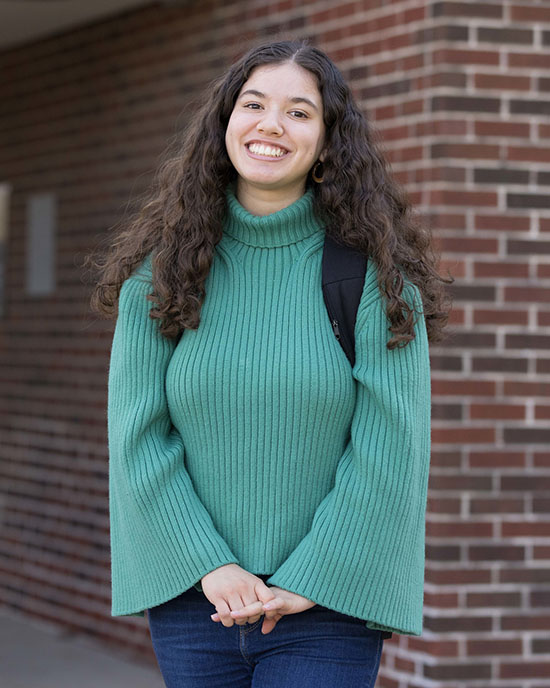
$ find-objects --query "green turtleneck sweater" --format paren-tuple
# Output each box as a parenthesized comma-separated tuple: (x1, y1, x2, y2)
(107, 186, 432, 636)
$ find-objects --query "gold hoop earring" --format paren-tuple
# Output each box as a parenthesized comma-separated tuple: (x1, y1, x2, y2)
(312, 161, 324, 183)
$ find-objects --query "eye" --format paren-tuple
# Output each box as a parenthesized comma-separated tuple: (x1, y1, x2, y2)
(243, 102, 262, 110)
(290, 110, 308, 119)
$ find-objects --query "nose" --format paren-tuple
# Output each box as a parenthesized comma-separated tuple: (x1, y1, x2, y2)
(256, 108, 283, 136)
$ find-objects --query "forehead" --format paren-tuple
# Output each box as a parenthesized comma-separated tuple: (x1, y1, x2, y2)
(239, 62, 321, 103)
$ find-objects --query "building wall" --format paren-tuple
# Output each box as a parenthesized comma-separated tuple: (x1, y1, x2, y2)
(0, 0, 549, 685)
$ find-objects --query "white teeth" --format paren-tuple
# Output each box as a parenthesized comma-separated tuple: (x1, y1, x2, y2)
(248, 143, 286, 157)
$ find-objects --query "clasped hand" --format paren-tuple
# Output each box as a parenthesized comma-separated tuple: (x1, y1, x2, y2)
(201, 564, 316, 635)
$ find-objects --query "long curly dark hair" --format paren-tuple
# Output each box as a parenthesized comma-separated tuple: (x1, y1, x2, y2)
(86, 38, 453, 349)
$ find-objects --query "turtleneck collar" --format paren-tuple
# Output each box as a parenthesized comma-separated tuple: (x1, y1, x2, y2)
(223, 184, 325, 248)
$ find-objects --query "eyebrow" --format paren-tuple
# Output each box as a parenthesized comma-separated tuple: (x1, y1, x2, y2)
(238, 89, 319, 112)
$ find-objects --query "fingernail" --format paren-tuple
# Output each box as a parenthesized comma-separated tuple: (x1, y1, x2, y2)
(263, 603, 274, 610)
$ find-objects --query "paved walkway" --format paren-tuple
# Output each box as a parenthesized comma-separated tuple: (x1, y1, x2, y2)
(0, 608, 165, 688)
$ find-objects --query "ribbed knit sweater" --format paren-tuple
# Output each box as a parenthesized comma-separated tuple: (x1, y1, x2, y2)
(107, 185, 432, 636)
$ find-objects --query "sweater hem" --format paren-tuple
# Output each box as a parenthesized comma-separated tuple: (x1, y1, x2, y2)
(265, 577, 421, 637)
(111, 559, 241, 618)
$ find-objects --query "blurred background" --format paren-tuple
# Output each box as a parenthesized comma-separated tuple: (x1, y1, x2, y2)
(1, 0, 549, 686)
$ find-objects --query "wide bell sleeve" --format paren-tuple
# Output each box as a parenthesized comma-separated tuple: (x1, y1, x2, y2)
(265, 280, 431, 636)
(107, 259, 239, 617)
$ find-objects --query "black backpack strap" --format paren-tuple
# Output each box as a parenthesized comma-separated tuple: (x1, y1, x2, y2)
(322, 236, 389, 638)
(322, 234, 368, 368)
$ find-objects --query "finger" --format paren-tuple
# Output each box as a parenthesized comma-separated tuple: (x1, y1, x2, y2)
(211, 609, 262, 624)
(261, 613, 282, 635)
(240, 589, 268, 623)
(220, 594, 243, 628)
(225, 593, 247, 626)
(215, 600, 235, 628)
(230, 602, 264, 624)
(264, 605, 283, 621)
(262, 597, 285, 613)
(230, 601, 264, 618)
(211, 587, 278, 626)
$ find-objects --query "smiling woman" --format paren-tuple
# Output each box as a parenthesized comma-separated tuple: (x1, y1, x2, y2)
(88, 37, 451, 688)
(225, 62, 326, 215)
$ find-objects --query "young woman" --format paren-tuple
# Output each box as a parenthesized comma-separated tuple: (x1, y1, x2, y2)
(89, 39, 451, 688)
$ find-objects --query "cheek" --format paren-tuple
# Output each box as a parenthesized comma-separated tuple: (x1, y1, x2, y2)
(225, 122, 240, 163)
(226, 116, 249, 155)
(225, 119, 234, 149)
(306, 136, 324, 162)
(314, 128, 326, 157)
(298, 124, 325, 160)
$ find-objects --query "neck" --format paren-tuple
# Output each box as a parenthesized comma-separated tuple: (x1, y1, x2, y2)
(223, 183, 324, 248)
(236, 179, 306, 216)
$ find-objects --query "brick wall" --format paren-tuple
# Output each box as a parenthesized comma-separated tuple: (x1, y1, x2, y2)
(0, 0, 548, 685)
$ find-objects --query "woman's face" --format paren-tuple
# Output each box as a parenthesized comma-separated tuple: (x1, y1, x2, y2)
(225, 61, 326, 205)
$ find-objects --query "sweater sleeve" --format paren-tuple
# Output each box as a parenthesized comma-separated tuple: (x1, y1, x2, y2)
(265, 280, 431, 636)
(108, 258, 239, 617)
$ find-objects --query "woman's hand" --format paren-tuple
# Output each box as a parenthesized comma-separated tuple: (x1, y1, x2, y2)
(201, 564, 277, 627)
(210, 585, 316, 634)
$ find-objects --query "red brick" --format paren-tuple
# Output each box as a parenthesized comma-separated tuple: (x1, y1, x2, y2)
(473, 309, 528, 325)
(427, 567, 492, 585)
(475, 119, 530, 137)
(502, 522, 550, 538)
(475, 214, 530, 232)
(432, 142, 500, 159)
(427, 522, 494, 538)
(534, 451, 550, 467)
(467, 637, 522, 656)
(500, 661, 550, 679)
(470, 404, 526, 420)
(432, 379, 496, 396)
(469, 452, 526, 468)
(429, 190, 498, 207)
(433, 48, 500, 66)
(470, 497, 525, 513)
(509, 51, 550, 69)
(510, 4, 550, 23)
(474, 73, 531, 91)
(441, 236, 499, 253)
(447, 307, 465, 325)
(432, 426, 495, 444)
(536, 405, 550, 420)
(508, 145, 550, 163)
(505, 286, 550, 303)
(474, 261, 529, 278)
(408, 635, 459, 656)
(502, 380, 550, 396)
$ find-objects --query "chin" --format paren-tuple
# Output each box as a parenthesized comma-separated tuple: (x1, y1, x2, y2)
(242, 176, 287, 189)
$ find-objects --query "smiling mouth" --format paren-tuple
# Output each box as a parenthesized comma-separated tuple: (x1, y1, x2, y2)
(246, 142, 289, 158)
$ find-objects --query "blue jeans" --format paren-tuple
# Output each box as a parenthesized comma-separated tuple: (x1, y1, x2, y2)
(147, 576, 385, 687)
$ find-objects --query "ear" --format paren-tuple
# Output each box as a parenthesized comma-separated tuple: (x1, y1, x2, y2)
(319, 148, 327, 163)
